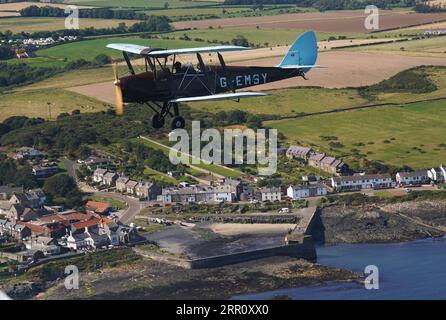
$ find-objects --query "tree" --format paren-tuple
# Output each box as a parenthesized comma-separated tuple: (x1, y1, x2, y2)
(93, 54, 111, 65)
(43, 174, 83, 208)
(231, 35, 249, 47)
(246, 114, 262, 129)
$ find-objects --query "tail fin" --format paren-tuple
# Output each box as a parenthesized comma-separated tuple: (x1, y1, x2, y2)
(278, 31, 318, 73)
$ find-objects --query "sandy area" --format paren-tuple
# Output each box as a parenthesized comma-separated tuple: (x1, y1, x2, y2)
(66, 50, 446, 104)
(173, 10, 446, 33)
(402, 21, 446, 30)
(0, 2, 96, 10)
(209, 223, 296, 236)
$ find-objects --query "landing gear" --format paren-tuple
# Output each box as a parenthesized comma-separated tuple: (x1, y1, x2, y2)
(151, 113, 165, 129)
(171, 116, 185, 130)
(146, 102, 184, 130)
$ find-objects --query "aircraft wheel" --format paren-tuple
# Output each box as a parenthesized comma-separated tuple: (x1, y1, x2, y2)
(151, 113, 165, 129)
(171, 116, 185, 130)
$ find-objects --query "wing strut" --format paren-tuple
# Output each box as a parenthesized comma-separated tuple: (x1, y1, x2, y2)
(217, 52, 236, 94)
(122, 52, 135, 75)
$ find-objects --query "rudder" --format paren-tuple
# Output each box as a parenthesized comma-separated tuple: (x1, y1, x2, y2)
(278, 31, 318, 73)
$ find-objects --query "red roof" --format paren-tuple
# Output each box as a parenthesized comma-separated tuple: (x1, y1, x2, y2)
(62, 212, 99, 222)
(85, 201, 112, 214)
(72, 219, 102, 230)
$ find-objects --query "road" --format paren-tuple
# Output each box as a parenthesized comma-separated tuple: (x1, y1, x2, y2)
(63, 158, 143, 224)
(93, 191, 142, 224)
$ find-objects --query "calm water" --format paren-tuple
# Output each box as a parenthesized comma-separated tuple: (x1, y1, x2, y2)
(235, 237, 446, 300)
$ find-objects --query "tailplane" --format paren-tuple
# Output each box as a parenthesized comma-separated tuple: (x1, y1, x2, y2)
(277, 31, 319, 73)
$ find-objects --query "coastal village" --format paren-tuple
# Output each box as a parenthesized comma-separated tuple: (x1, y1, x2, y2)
(1, 142, 445, 275)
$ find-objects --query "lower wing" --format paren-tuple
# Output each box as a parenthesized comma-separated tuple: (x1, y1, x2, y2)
(169, 92, 270, 103)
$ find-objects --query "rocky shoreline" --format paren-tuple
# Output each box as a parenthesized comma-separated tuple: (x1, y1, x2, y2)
(314, 200, 446, 244)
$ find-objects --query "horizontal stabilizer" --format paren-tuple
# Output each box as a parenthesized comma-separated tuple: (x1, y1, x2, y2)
(169, 92, 270, 103)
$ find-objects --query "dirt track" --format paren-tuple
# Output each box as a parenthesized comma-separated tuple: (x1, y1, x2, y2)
(173, 10, 446, 33)
(67, 50, 446, 104)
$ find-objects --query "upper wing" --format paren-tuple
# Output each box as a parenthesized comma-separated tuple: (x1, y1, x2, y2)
(106, 44, 251, 57)
(169, 92, 270, 103)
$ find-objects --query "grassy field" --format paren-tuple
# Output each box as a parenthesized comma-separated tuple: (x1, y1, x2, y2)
(349, 36, 446, 57)
(169, 27, 363, 47)
(0, 17, 138, 33)
(192, 88, 369, 116)
(135, 137, 244, 178)
(86, 195, 127, 209)
(67, 0, 218, 8)
(0, 88, 108, 121)
(266, 99, 446, 169)
(143, 167, 178, 184)
(140, 6, 251, 16)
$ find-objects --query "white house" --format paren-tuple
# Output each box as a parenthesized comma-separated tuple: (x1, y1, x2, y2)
(396, 170, 430, 186)
(213, 185, 233, 202)
(258, 187, 281, 202)
(428, 166, 445, 183)
(331, 174, 394, 191)
(287, 183, 327, 200)
(93, 168, 108, 183)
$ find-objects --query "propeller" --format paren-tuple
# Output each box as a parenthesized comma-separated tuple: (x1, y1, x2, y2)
(112, 61, 124, 116)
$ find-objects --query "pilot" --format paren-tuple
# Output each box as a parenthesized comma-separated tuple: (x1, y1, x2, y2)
(173, 61, 183, 73)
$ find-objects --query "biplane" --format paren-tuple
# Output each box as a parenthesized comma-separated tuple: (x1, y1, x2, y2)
(106, 31, 320, 130)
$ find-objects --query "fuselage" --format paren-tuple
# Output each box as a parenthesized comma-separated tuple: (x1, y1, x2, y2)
(119, 65, 302, 103)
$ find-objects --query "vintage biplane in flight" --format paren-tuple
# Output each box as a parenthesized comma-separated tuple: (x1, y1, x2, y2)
(106, 31, 320, 130)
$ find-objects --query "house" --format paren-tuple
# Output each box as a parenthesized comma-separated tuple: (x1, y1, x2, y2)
(319, 156, 348, 176)
(428, 166, 445, 183)
(0, 185, 24, 200)
(25, 236, 60, 255)
(116, 177, 129, 192)
(221, 178, 243, 201)
(66, 232, 90, 251)
(240, 185, 254, 201)
(80, 155, 109, 170)
(213, 185, 233, 202)
(0, 222, 31, 240)
(93, 168, 108, 183)
(308, 153, 326, 168)
(5, 204, 37, 223)
(14, 147, 42, 159)
(396, 170, 430, 186)
(331, 174, 394, 191)
(85, 201, 112, 215)
(103, 172, 119, 187)
(161, 185, 216, 204)
(9, 189, 46, 209)
(32, 165, 59, 178)
(135, 181, 160, 200)
(257, 187, 281, 202)
(287, 183, 327, 200)
(125, 180, 139, 195)
(286, 146, 312, 160)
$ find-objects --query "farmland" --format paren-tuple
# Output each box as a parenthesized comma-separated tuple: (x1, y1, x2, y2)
(0, 17, 138, 33)
(0, 87, 108, 121)
(65, 0, 219, 9)
(265, 99, 446, 170)
(173, 10, 446, 33)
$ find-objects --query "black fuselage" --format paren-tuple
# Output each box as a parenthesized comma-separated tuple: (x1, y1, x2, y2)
(119, 65, 301, 103)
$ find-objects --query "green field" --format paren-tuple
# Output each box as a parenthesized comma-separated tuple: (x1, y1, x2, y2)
(134, 137, 243, 178)
(266, 99, 446, 169)
(349, 36, 446, 57)
(66, 0, 218, 9)
(140, 6, 251, 16)
(0, 17, 138, 33)
(0, 88, 108, 121)
(192, 88, 369, 116)
(170, 28, 363, 47)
